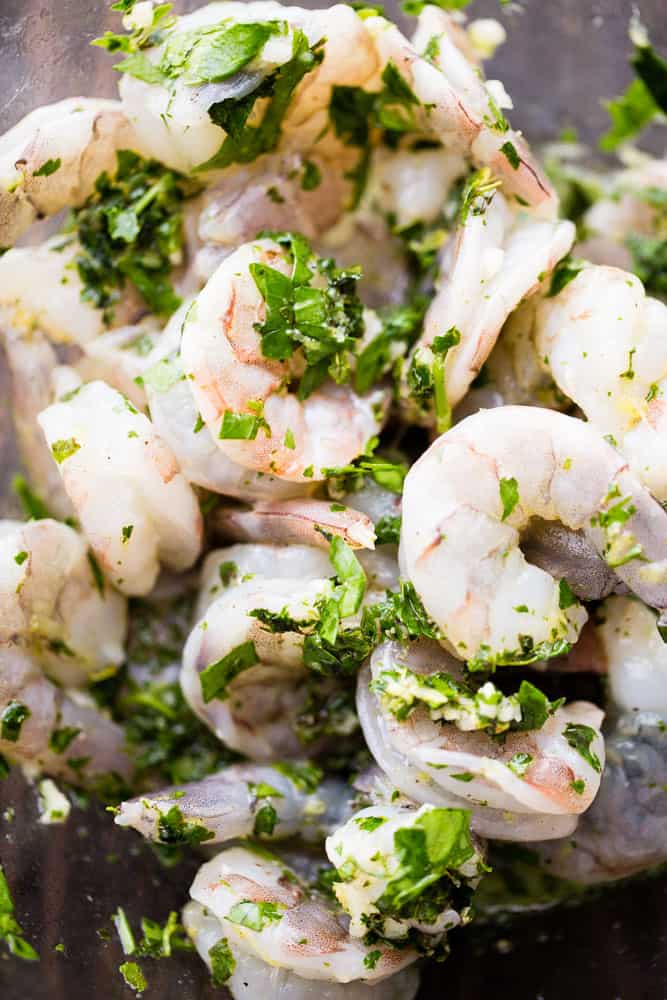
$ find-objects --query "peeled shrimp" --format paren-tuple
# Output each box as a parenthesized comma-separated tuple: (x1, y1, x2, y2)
(0, 97, 136, 246)
(37, 376, 202, 596)
(326, 801, 484, 943)
(181, 577, 332, 759)
(184, 846, 419, 985)
(0, 518, 126, 686)
(401, 406, 667, 666)
(1, 329, 73, 520)
(358, 641, 604, 842)
(530, 710, 667, 883)
(196, 543, 333, 618)
(0, 644, 133, 784)
(214, 498, 376, 551)
(116, 762, 350, 845)
(596, 595, 667, 719)
(405, 192, 574, 420)
(535, 265, 667, 501)
(180, 238, 385, 482)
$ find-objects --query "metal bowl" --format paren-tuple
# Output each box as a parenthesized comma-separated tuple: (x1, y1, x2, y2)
(1, 2, 666, 997)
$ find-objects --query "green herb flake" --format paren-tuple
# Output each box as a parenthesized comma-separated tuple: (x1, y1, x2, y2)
(13, 551, 28, 566)
(499, 477, 519, 521)
(1, 701, 31, 743)
(121, 524, 134, 544)
(51, 438, 81, 464)
(33, 157, 61, 177)
(226, 900, 284, 932)
(119, 960, 147, 992)
(209, 937, 236, 986)
(253, 803, 278, 836)
(500, 141, 520, 170)
(354, 815, 387, 832)
(49, 727, 81, 754)
(570, 779, 586, 795)
(273, 761, 323, 793)
(0, 864, 39, 961)
(200, 640, 259, 702)
(301, 159, 322, 190)
(562, 723, 602, 773)
(507, 752, 533, 778)
(12, 475, 51, 520)
(558, 578, 578, 610)
(364, 948, 383, 969)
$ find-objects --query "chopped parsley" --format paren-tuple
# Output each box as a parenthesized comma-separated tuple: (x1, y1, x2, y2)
(48, 727, 81, 754)
(0, 864, 38, 960)
(626, 234, 667, 299)
(500, 140, 520, 170)
(200, 640, 259, 702)
(248, 231, 365, 400)
(199, 30, 323, 171)
(467, 636, 572, 672)
(459, 167, 501, 224)
(209, 937, 236, 985)
(119, 961, 147, 992)
(66, 150, 191, 321)
(156, 805, 215, 847)
(600, 35, 667, 150)
(226, 900, 284, 931)
(323, 437, 407, 497)
(301, 159, 322, 190)
(12, 475, 51, 520)
(590, 484, 644, 568)
(547, 256, 584, 297)
(0, 701, 31, 743)
(507, 752, 533, 778)
(13, 551, 28, 566)
(407, 327, 461, 432)
(33, 157, 61, 177)
(499, 477, 519, 521)
(121, 524, 134, 544)
(51, 438, 81, 464)
(374, 514, 402, 546)
(355, 815, 387, 832)
(562, 723, 602, 773)
(273, 761, 323, 793)
(355, 297, 427, 394)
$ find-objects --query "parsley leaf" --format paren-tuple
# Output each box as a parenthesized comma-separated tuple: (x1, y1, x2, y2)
(200, 640, 259, 702)
(1, 701, 31, 742)
(209, 937, 236, 985)
(499, 477, 519, 521)
(226, 900, 284, 931)
(562, 722, 602, 773)
(0, 865, 38, 961)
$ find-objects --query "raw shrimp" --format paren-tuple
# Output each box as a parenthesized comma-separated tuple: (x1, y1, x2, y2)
(183, 898, 420, 1000)
(0, 236, 144, 347)
(0, 644, 133, 785)
(530, 710, 667, 883)
(118, 2, 377, 175)
(213, 498, 376, 551)
(0, 518, 126, 686)
(326, 801, 484, 945)
(1, 329, 74, 520)
(0, 97, 136, 246)
(365, 8, 555, 211)
(534, 265, 667, 500)
(116, 762, 350, 845)
(180, 237, 386, 482)
(358, 641, 604, 841)
(37, 376, 202, 596)
(196, 543, 332, 617)
(401, 406, 667, 668)
(596, 595, 667, 719)
(181, 576, 332, 758)
(141, 303, 309, 499)
(184, 845, 419, 985)
(404, 192, 575, 423)
(76, 319, 163, 409)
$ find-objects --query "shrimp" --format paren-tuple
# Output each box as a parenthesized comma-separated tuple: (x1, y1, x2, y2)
(365, 9, 556, 211)
(196, 543, 333, 618)
(0, 644, 133, 787)
(520, 520, 620, 603)
(401, 406, 667, 668)
(118, 2, 377, 175)
(115, 762, 350, 845)
(181, 577, 332, 759)
(530, 710, 667, 884)
(534, 265, 667, 501)
(1, 328, 74, 520)
(213, 498, 376, 551)
(180, 237, 386, 482)
(184, 846, 419, 986)
(37, 376, 202, 596)
(357, 641, 604, 842)
(596, 596, 667, 719)
(0, 518, 127, 686)
(404, 192, 575, 424)
(326, 801, 485, 946)
(76, 319, 163, 410)
(140, 303, 310, 500)
(0, 97, 136, 246)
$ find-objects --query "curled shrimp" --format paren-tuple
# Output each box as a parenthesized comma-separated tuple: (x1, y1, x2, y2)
(404, 191, 574, 423)
(180, 237, 386, 482)
(530, 710, 667, 884)
(326, 800, 485, 945)
(196, 543, 332, 618)
(116, 762, 350, 846)
(596, 596, 667, 719)
(401, 406, 667, 668)
(184, 845, 419, 986)
(534, 265, 667, 501)
(0, 644, 133, 785)
(181, 576, 332, 759)
(358, 641, 604, 840)
(37, 376, 202, 596)
(0, 518, 127, 686)
(0, 97, 136, 246)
